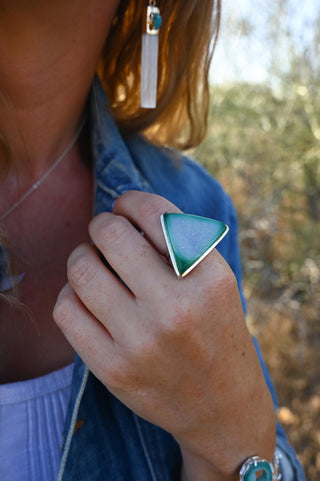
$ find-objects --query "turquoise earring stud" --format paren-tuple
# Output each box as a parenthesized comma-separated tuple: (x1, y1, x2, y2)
(160, 213, 229, 278)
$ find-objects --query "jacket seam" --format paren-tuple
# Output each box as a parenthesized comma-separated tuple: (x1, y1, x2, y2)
(133, 413, 159, 481)
(57, 366, 90, 481)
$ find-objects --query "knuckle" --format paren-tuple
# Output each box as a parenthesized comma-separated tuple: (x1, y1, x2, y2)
(202, 255, 238, 294)
(53, 296, 74, 330)
(68, 248, 96, 288)
(114, 190, 136, 210)
(138, 194, 171, 220)
(95, 215, 130, 248)
(217, 266, 238, 293)
(201, 264, 239, 311)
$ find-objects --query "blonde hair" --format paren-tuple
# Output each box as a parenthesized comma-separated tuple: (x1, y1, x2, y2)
(0, 229, 24, 307)
(99, 0, 221, 150)
(0, 0, 221, 299)
(0, 0, 221, 177)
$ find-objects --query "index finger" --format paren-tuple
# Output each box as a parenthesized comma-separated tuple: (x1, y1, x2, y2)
(113, 191, 181, 257)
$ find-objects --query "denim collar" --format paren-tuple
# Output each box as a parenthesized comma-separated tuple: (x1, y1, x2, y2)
(90, 76, 153, 216)
(57, 79, 175, 480)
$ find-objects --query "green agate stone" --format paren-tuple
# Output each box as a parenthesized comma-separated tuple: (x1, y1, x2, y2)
(160, 213, 229, 277)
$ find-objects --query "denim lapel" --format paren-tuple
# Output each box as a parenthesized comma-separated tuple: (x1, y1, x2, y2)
(90, 77, 153, 216)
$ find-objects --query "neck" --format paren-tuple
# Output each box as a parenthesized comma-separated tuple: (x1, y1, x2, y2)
(0, 0, 117, 178)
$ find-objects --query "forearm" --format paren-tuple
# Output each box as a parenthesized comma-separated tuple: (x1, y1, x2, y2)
(180, 434, 276, 481)
(181, 448, 239, 481)
(178, 376, 277, 481)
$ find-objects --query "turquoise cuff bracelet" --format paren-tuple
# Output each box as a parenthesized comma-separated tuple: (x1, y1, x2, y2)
(239, 449, 282, 481)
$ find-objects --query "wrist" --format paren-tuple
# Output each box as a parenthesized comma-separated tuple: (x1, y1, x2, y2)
(179, 415, 277, 481)
(181, 449, 237, 481)
(181, 447, 281, 481)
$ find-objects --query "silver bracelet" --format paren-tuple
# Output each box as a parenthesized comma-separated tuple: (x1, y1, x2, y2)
(239, 448, 282, 481)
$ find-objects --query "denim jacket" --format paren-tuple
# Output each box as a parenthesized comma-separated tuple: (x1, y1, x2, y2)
(0, 78, 305, 480)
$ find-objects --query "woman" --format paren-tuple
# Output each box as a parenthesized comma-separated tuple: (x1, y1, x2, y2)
(0, 1, 305, 480)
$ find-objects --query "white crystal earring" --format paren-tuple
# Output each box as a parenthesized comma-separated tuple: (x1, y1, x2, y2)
(141, 0, 162, 109)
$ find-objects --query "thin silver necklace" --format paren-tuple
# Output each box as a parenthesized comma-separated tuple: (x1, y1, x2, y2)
(0, 115, 87, 222)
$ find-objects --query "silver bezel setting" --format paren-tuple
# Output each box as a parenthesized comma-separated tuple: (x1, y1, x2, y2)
(145, 6, 160, 35)
(239, 451, 282, 481)
(160, 213, 229, 278)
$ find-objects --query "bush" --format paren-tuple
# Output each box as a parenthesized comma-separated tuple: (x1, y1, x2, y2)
(194, 82, 320, 480)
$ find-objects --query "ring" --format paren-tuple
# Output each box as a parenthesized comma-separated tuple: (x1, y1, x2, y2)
(160, 213, 229, 278)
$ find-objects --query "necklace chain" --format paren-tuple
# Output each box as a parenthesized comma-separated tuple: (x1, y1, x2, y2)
(0, 115, 87, 222)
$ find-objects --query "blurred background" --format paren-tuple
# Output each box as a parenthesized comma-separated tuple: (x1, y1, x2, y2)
(194, 1, 320, 479)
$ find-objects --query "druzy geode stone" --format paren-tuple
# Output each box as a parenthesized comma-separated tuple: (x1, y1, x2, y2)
(160, 213, 229, 277)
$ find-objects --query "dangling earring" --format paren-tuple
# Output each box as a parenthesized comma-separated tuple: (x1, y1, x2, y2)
(140, 0, 162, 109)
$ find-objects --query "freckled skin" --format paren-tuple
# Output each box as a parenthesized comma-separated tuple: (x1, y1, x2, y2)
(54, 191, 276, 481)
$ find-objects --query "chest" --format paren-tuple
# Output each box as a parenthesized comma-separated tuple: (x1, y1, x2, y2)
(0, 166, 94, 382)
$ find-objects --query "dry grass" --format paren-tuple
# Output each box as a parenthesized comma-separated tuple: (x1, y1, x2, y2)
(247, 272, 320, 480)
(194, 82, 320, 480)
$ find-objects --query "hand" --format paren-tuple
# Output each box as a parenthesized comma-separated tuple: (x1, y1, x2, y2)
(53, 191, 276, 480)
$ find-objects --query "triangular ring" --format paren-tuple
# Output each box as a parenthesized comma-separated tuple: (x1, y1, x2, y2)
(160, 213, 229, 278)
